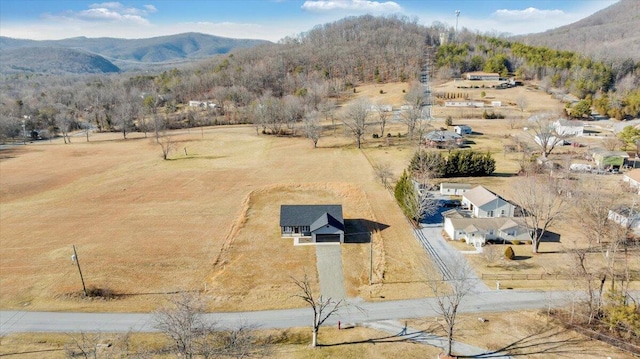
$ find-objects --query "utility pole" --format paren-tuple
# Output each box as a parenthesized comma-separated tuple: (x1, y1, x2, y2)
(369, 231, 374, 285)
(72, 245, 88, 296)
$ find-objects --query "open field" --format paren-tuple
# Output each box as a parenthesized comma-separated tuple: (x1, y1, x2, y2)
(0, 124, 431, 312)
(1, 311, 633, 358)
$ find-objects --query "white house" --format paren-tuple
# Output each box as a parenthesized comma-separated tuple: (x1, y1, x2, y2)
(624, 169, 640, 194)
(553, 119, 584, 136)
(461, 186, 515, 218)
(491, 101, 502, 107)
(465, 72, 500, 81)
(445, 101, 485, 108)
(454, 125, 472, 135)
(608, 205, 640, 229)
(189, 100, 218, 109)
(443, 210, 529, 247)
(440, 183, 473, 196)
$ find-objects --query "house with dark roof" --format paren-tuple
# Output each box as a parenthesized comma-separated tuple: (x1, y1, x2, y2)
(280, 205, 345, 245)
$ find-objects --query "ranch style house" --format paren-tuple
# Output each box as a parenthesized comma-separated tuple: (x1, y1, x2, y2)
(280, 204, 345, 245)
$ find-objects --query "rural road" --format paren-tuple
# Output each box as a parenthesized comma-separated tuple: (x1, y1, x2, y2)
(0, 290, 575, 333)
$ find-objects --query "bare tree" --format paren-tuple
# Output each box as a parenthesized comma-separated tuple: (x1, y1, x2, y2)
(577, 179, 619, 244)
(292, 273, 346, 347)
(341, 99, 370, 149)
(515, 96, 528, 117)
(374, 104, 391, 137)
(372, 162, 393, 188)
(525, 112, 573, 159)
(302, 112, 322, 148)
(155, 293, 209, 359)
(157, 131, 177, 160)
(601, 136, 623, 151)
(428, 260, 474, 357)
(401, 81, 427, 140)
(54, 105, 74, 144)
(511, 175, 572, 253)
(64, 332, 101, 359)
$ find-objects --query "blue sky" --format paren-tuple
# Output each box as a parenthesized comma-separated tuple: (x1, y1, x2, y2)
(0, 0, 619, 41)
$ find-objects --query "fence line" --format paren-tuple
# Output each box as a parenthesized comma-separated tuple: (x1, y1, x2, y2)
(481, 273, 640, 281)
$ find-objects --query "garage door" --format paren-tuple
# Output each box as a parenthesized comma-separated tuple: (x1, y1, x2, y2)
(315, 234, 341, 242)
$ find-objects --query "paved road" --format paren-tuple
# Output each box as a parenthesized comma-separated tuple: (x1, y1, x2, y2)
(416, 226, 490, 293)
(0, 290, 575, 333)
(316, 245, 347, 300)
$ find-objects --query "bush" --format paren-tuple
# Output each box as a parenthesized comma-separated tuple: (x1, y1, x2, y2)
(504, 246, 515, 260)
(379, 89, 384, 94)
(445, 116, 453, 127)
(511, 240, 521, 245)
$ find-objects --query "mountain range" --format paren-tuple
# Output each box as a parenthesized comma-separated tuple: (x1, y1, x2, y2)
(514, 0, 640, 61)
(0, 32, 270, 74)
(1, 0, 637, 75)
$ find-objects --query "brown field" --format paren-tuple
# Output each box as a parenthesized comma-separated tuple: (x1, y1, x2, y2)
(0, 122, 432, 312)
(1, 312, 633, 358)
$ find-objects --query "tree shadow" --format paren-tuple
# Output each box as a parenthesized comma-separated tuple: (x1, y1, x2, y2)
(461, 326, 594, 358)
(512, 255, 532, 260)
(318, 329, 431, 347)
(343, 219, 390, 244)
(0, 348, 64, 357)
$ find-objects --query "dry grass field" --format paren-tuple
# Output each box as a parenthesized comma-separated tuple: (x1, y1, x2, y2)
(0, 122, 431, 312)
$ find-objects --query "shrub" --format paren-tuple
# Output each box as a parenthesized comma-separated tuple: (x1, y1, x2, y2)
(504, 246, 515, 260)
(379, 89, 384, 94)
(511, 240, 521, 245)
(445, 116, 453, 127)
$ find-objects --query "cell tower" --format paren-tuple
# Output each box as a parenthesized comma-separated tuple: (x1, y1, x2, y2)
(455, 10, 461, 41)
(421, 41, 435, 122)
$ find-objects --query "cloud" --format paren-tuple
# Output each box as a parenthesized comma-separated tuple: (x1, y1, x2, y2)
(302, 0, 401, 13)
(493, 7, 568, 22)
(44, 2, 157, 25)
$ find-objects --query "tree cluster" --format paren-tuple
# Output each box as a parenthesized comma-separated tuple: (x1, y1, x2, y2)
(409, 149, 495, 178)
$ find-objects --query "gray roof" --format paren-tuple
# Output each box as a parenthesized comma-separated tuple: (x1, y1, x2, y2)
(463, 186, 499, 207)
(280, 205, 344, 227)
(310, 213, 345, 232)
(424, 130, 461, 142)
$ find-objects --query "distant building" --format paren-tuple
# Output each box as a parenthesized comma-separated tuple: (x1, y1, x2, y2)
(553, 119, 584, 136)
(440, 183, 473, 196)
(189, 100, 218, 109)
(424, 130, 464, 148)
(454, 125, 472, 135)
(465, 72, 500, 81)
(444, 101, 485, 108)
(608, 205, 640, 229)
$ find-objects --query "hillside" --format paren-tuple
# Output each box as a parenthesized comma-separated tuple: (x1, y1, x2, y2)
(0, 47, 120, 74)
(514, 0, 640, 61)
(0, 32, 270, 72)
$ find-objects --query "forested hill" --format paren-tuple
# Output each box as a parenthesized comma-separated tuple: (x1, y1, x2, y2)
(513, 0, 640, 61)
(0, 47, 120, 74)
(0, 32, 270, 72)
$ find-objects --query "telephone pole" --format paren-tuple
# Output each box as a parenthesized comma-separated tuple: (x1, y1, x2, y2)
(72, 245, 88, 296)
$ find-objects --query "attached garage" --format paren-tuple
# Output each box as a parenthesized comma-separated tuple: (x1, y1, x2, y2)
(315, 234, 341, 243)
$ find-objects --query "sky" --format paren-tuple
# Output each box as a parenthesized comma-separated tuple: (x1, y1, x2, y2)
(0, 0, 620, 42)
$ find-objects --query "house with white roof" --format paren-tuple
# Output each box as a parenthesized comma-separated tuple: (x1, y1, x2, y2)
(461, 186, 516, 218)
(443, 209, 529, 247)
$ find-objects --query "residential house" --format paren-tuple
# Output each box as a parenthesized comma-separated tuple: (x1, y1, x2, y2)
(280, 205, 345, 245)
(189, 100, 218, 109)
(608, 205, 640, 229)
(623, 169, 640, 194)
(591, 148, 629, 170)
(444, 101, 485, 108)
(443, 210, 529, 247)
(454, 125, 472, 135)
(465, 71, 500, 81)
(440, 183, 473, 196)
(424, 130, 464, 148)
(461, 185, 515, 218)
(553, 119, 584, 137)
